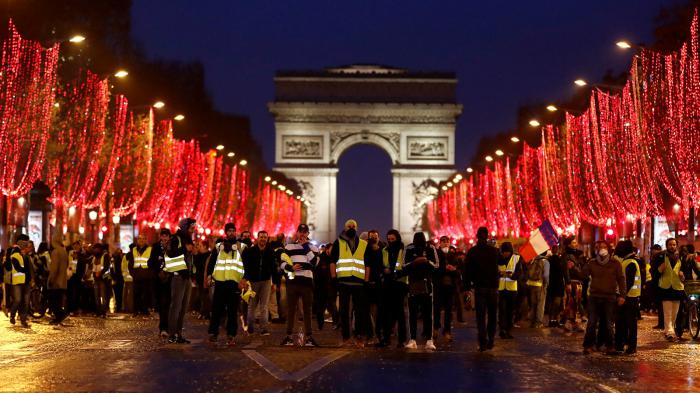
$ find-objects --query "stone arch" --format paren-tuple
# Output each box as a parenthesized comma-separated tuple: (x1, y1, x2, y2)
(330, 132, 399, 165)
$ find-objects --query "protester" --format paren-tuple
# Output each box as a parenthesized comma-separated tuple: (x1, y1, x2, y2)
(207, 232, 246, 346)
(434, 236, 460, 342)
(546, 245, 566, 328)
(129, 234, 154, 316)
(563, 236, 586, 334)
(403, 232, 438, 351)
(614, 240, 641, 354)
(48, 233, 69, 325)
(465, 227, 500, 352)
(526, 250, 550, 328)
(150, 229, 172, 339)
(314, 243, 338, 331)
(498, 241, 522, 339)
(91, 243, 112, 318)
(652, 238, 685, 342)
(243, 230, 275, 335)
(380, 230, 407, 348)
(8, 237, 33, 327)
(364, 229, 384, 345)
(165, 218, 196, 344)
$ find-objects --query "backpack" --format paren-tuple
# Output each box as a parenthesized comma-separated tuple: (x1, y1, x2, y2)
(527, 257, 544, 282)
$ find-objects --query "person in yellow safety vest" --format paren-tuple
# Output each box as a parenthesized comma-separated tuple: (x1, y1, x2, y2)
(498, 242, 523, 339)
(128, 234, 154, 316)
(166, 218, 196, 344)
(330, 219, 370, 348)
(8, 239, 34, 327)
(91, 243, 112, 318)
(652, 238, 686, 342)
(2, 234, 28, 317)
(206, 235, 247, 346)
(121, 247, 134, 314)
(613, 240, 642, 354)
(153, 229, 173, 339)
(526, 251, 550, 328)
(379, 229, 407, 348)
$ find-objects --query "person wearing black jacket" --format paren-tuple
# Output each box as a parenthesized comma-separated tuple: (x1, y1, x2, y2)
(434, 236, 460, 342)
(8, 238, 33, 327)
(547, 246, 566, 327)
(128, 234, 156, 316)
(465, 227, 500, 352)
(498, 242, 523, 339)
(314, 243, 338, 330)
(149, 229, 172, 339)
(166, 218, 196, 344)
(243, 231, 276, 335)
(365, 230, 385, 344)
(614, 240, 643, 354)
(403, 232, 439, 351)
(91, 243, 112, 318)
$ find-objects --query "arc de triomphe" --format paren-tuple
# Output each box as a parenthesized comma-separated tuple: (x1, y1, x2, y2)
(269, 65, 463, 242)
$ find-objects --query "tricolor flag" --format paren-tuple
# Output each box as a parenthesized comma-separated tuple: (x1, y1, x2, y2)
(519, 219, 559, 261)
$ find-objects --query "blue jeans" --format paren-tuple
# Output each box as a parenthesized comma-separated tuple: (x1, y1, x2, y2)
(583, 296, 615, 349)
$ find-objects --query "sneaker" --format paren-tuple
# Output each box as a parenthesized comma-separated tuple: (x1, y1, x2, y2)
(208, 334, 218, 343)
(355, 338, 365, 349)
(304, 335, 319, 347)
(260, 329, 271, 336)
(176, 336, 191, 344)
(404, 339, 418, 349)
(9, 317, 15, 325)
(167, 336, 178, 344)
(624, 349, 637, 355)
(227, 336, 236, 347)
(280, 335, 295, 346)
(20, 321, 30, 328)
(425, 340, 436, 351)
(160, 331, 169, 339)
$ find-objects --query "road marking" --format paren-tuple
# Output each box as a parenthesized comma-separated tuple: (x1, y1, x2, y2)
(596, 383, 622, 393)
(243, 349, 350, 382)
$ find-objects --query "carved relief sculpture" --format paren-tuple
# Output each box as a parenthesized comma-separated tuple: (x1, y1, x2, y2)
(407, 136, 448, 160)
(282, 135, 323, 159)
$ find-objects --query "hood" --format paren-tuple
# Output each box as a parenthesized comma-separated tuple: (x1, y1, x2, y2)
(51, 233, 65, 249)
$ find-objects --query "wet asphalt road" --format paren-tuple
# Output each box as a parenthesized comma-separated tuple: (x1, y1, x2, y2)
(0, 310, 698, 393)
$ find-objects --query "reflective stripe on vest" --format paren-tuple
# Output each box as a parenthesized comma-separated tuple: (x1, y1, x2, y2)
(11, 253, 25, 285)
(164, 237, 186, 273)
(337, 238, 367, 280)
(382, 248, 407, 284)
(212, 250, 244, 282)
(658, 256, 684, 291)
(499, 255, 519, 291)
(621, 258, 641, 297)
(132, 246, 152, 269)
(122, 255, 133, 282)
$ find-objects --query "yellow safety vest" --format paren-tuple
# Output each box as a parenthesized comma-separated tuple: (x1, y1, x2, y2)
(132, 246, 152, 269)
(645, 262, 652, 282)
(382, 248, 407, 284)
(164, 237, 187, 273)
(336, 238, 367, 280)
(621, 258, 641, 298)
(10, 253, 26, 285)
(212, 249, 244, 282)
(122, 255, 133, 282)
(69, 251, 78, 272)
(499, 255, 519, 291)
(526, 258, 544, 287)
(658, 256, 684, 291)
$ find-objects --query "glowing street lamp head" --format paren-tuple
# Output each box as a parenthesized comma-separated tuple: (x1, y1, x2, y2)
(153, 101, 165, 109)
(616, 41, 632, 49)
(114, 70, 129, 78)
(88, 210, 98, 221)
(485, 155, 494, 162)
(495, 149, 504, 156)
(454, 174, 463, 181)
(227, 152, 235, 158)
(529, 119, 540, 127)
(69, 35, 86, 43)
(574, 79, 587, 87)
(173, 114, 185, 121)
(239, 159, 247, 166)
(510, 136, 520, 143)
(215, 144, 224, 151)
(466, 167, 474, 173)
(546, 105, 558, 112)
(264, 176, 271, 182)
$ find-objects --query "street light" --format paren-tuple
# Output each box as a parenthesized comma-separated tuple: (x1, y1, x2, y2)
(264, 176, 271, 182)
(510, 136, 520, 143)
(529, 119, 541, 127)
(574, 79, 587, 87)
(88, 210, 98, 221)
(495, 149, 504, 156)
(466, 167, 474, 173)
(239, 159, 247, 166)
(546, 105, 558, 112)
(112, 215, 120, 225)
(153, 101, 165, 109)
(114, 70, 129, 78)
(271, 180, 278, 186)
(69, 35, 86, 43)
(227, 152, 235, 158)
(616, 40, 632, 49)
(485, 155, 494, 162)
(215, 144, 224, 151)
(173, 114, 185, 121)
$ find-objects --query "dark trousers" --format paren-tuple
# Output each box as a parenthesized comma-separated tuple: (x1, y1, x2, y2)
(338, 283, 366, 339)
(3, 283, 11, 311)
(133, 278, 152, 314)
(168, 274, 192, 337)
(208, 280, 241, 337)
(156, 277, 171, 332)
(366, 283, 382, 339)
(94, 279, 111, 316)
(67, 277, 81, 312)
(10, 283, 29, 322)
(475, 288, 498, 347)
(498, 290, 517, 334)
(409, 293, 433, 340)
(434, 284, 455, 333)
(48, 288, 66, 323)
(615, 297, 639, 351)
(383, 282, 408, 345)
(583, 296, 615, 349)
(314, 285, 338, 330)
(286, 278, 314, 335)
(112, 280, 124, 312)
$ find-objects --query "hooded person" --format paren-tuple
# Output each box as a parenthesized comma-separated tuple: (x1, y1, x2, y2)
(402, 232, 439, 350)
(379, 229, 408, 348)
(165, 217, 196, 344)
(330, 219, 371, 348)
(497, 241, 522, 339)
(465, 227, 500, 351)
(48, 233, 69, 324)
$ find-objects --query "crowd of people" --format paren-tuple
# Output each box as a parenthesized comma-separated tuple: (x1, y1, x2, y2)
(1, 218, 698, 354)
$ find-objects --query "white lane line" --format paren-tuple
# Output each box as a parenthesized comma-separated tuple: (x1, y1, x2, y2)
(243, 349, 351, 382)
(242, 350, 289, 381)
(596, 383, 622, 393)
(288, 351, 350, 381)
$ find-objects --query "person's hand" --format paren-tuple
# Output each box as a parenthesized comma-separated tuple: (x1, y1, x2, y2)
(679, 271, 685, 281)
(205, 276, 212, 288)
(384, 268, 390, 274)
(658, 263, 666, 272)
(293, 263, 303, 272)
(617, 296, 625, 306)
(499, 270, 506, 277)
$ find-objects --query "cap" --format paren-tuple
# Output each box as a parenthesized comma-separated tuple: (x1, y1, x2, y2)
(297, 224, 310, 233)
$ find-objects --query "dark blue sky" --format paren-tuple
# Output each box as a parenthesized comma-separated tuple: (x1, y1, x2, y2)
(132, 0, 676, 236)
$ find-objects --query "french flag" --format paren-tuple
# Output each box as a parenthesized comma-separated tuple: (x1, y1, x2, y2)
(519, 220, 559, 261)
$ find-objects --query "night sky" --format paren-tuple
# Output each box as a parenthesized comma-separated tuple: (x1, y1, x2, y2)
(132, 0, 676, 237)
